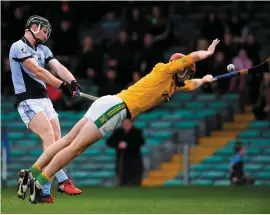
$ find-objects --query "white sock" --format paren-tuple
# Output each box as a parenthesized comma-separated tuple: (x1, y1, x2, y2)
(55, 169, 68, 183)
(42, 182, 51, 196)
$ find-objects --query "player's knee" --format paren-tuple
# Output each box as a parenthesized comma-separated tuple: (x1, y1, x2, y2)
(71, 145, 85, 157)
(53, 127, 61, 141)
(40, 127, 55, 142)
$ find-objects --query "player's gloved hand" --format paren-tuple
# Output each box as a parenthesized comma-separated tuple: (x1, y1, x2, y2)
(70, 80, 82, 92)
(59, 82, 73, 97)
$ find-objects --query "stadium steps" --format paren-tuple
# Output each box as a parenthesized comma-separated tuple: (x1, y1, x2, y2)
(159, 106, 258, 186)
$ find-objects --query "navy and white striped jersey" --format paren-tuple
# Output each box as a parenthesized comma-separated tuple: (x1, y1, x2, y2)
(9, 37, 55, 106)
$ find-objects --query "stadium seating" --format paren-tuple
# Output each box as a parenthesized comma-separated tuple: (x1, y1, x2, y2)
(2, 90, 269, 187)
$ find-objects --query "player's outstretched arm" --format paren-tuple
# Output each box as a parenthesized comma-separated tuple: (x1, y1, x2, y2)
(177, 75, 214, 91)
(164, 39, 219, 75)
(48, 59, 82, 92)
(23, 58, 73, 96)
(190, 39, 220, 63)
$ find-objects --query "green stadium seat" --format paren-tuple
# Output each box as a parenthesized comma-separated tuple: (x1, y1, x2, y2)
(149, 131, 173, 139)
(70, 171, 88, 179)
(196, 110, 217, 118)
(12, 140, 39, 148)
(249, 121, 270, 129)
(95, 139, 106, 146)
(262, 131, 270, 137)
(196, 94, 217, 101)
(202, 171, 226, 179)
(1, 103, 13, 109)
(253, 172, 270, 179)
(189, 171, 200, 178)
(29, 149, 43, 156)
(145, 138, 161, 145)
(215, 148, 234, 156)
(264, 148, 270, 155)
(92, 156, 113, 162)
(214, 164, 229, 171)
(83, 149, 101, 156)
(192, 179, 213, 186)
(61, 121, 76, 129)
(142, 147, 150, 155)
(185, 102, 206, 109)
(7, 122, 25, 129)
(73, 156, 87, 162)
(173, 93, 193, 101)
(252, 156, 270, 163)
(164, 180, 183, 186)
(174, 121, 197, 129)
(238, 130, 260, 138)
(220, 93, 240, 101)
(8, 163, 25, 170)
(28, 133, 40, 140)
(137, 113, 159, 121)
(226, 140, 250, 147)
(190, 164, 213, 171)
(246, 147, 261, 155)
(79, 179, 102, 186)
(134, 121, 148, 129)
(7, 132, 24, 140)
(202, 156, 225, 164)
(104, 148, 115, 156)
(11, 150, 25, 156)
(102, 164, 115, 171)
(150, 122, 172, 129)
(91, 171, 114, 178)
(208, 101, 229, 109)
(245, 164, 262, 171)
(214, 180, 230, 186)
(263, 166, 270, 171)
(165, 101, 181, 108)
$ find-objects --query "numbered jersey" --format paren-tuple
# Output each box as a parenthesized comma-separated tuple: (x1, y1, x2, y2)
(9, 37, 55, 106)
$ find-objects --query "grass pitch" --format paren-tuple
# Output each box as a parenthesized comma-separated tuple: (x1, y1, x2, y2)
(1, 186, 270, 214)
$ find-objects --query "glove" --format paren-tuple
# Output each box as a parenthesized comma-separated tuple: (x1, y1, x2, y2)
(71, 80, 82, 92)
(59, 82, 73, 97)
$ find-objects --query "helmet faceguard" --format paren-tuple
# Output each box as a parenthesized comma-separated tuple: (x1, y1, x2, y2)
(25, 15, 52, 45)
(170, 53, 196, 87)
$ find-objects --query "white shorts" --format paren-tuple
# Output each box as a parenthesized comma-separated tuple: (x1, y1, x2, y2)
(17, 98, 58, 128)
(84, 95, 127, 136)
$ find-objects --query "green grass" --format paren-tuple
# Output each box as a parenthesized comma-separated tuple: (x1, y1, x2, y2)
(1, 186, 270, 213)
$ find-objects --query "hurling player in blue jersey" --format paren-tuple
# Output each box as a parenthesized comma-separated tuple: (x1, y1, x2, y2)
(9, 15, 82, 203)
